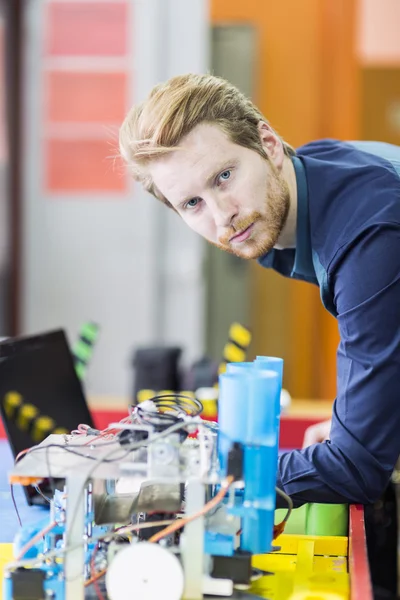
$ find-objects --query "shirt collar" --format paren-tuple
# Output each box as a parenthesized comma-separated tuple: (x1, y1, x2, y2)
(291, 156, 315, 280)
(257, 155, 316, 282)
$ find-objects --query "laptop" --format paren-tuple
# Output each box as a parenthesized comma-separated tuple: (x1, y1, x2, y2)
(0, 329, 95, 505)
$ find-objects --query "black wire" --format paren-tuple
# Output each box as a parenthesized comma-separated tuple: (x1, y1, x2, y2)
(12, 419, 198, 575)
(10, 484, 22, 527)
(16, 440, 123, 466)
(66, 419, 197, 545)
(151, 393, 203, 415)
(135, 393, 203, 429)
(15, 437, 121, 464)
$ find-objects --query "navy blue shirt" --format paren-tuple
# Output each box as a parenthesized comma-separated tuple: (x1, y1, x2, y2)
(259, 139, 400, 507)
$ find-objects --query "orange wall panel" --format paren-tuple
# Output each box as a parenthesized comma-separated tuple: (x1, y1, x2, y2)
(45, 138, 126, 192)
(211, 0, 358, 399)
(45, 2, 128, 57)
(211, 0, 321, 146)
(47, 71, 128, 123)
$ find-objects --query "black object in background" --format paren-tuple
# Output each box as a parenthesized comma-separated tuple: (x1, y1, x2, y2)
(182, 356, 219, 391)
(0, 329, 94, 505)
(132, 347, 182, 403)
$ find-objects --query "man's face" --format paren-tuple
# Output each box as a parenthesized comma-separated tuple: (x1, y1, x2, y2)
(148, 123, 290, 259)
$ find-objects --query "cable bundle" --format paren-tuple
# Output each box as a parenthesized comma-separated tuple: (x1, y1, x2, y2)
(132, 393, 203, 431)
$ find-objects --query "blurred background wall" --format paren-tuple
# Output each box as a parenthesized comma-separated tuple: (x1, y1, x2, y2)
(18, 0, 208, 398)
(1, 0, 399, 402)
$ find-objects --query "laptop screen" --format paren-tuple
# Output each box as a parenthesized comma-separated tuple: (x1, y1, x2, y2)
(0, 329, 94, 504)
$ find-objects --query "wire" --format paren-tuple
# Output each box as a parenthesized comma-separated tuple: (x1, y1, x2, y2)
(15, 448, 30, 463)
(66, 418, 206, 555)
(275, 486, 293, 522)
(17, 418, 197, 466)
(9, 419, 218, 578)
(16, 520, 58, 561)
(16, 440, 122, 467)
(17, 417, 217, 471)
(112, 520, 173, 537)
(71, 424, 92, 436)
(133, 393, 203, 430)
(84, 520, 176, 587)
(273, 486, 293, 539)
(33, 485, 52, 504)
(90, 543, 106, 600)
(10, 484, 22, 527)
(147, 393, 203, 416)
(148, 475, 234, 544)
(6, 520, 175, 573)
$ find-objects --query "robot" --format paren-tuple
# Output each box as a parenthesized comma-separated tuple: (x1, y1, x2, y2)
(4, 360, 289, 600)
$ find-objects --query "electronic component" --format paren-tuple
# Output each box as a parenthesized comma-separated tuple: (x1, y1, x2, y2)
(10, 568, 46, 600)
(227, 442, 244, 481)
(211, 551, 252, 586)
(3, 357, 288, 600)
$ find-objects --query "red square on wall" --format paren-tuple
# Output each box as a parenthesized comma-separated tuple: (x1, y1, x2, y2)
(47, 71, 128, 123)
(45, 138, 127, 193)
(45, 2, 129, 57)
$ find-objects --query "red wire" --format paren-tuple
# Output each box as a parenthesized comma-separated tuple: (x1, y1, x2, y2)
(90, 543, 106, 600)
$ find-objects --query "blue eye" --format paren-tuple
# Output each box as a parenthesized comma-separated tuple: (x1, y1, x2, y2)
(219, 170, 231, 182)
(186, 197, 201, 209)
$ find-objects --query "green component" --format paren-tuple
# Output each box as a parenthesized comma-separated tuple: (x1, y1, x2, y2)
(81, 322, 99, 342)
(75, 362, 86, 381)
(275, 503, 348, 537)
(305, 503, 348, 537)
(75, 342, 92, 362)
(275, 505, 307, 535)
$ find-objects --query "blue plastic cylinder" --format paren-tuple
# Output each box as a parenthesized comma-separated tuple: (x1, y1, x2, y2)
(218, 368, 280, 465)
(246, 370, 279, 444)
(219, 370, 279, 445)
(219, 365, 282, 555)
(241, 445, 276, 554)
(255, 356, 283, 386)
(254, 357, 284, 422)
(226, 362, 253, 373)
(242, 371, 280, 554)
(218, 372, 249, 471)
(227, 360, 281, 428)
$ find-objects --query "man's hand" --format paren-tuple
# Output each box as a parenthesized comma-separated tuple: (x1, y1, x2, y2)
(302, 419, 331, 448)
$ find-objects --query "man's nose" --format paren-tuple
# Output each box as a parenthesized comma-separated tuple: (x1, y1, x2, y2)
(208, 193, 238, 229)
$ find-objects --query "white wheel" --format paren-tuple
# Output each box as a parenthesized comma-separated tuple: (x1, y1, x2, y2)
(106, 542, 184, 600)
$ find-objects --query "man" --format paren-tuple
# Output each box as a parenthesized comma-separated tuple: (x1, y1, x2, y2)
(119, 73, 400, 511)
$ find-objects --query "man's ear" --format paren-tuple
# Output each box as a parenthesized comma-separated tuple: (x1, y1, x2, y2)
(257, 121, 285, 171)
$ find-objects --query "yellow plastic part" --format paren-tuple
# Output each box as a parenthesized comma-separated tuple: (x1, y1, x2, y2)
(200, 399, 218, 419)
(52, 427, 69, 435)
(157, 390, 175, 397)
(3, 392, 22, 418)
(32, 415, 56, 442)
(218, 363, 227, 376)
(223, 342, 246, 363)
(229, 322, 252, 347)
(250, 534, 349, 600)
(136, 389, 155, 403)
(180, 391, 196, 399)
(16, 404, 39, 431)
(0, 544, 13, 600)
(0, 535, 349, 600)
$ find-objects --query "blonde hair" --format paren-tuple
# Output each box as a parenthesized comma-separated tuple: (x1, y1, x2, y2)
(119, 73, 295, 205)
